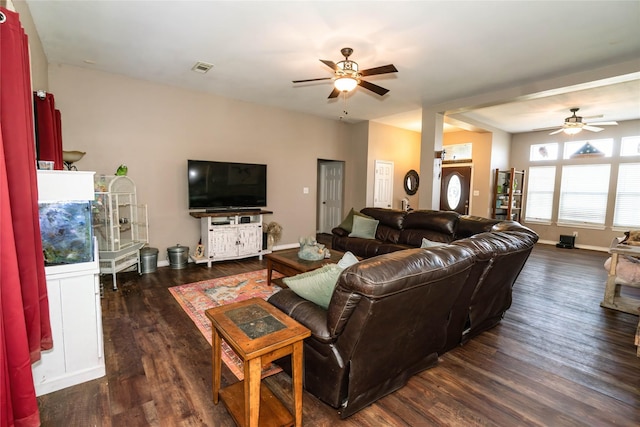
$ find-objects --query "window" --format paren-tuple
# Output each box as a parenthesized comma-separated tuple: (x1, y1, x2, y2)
(620, 136, 640, 157)
(525, 166, 556, 222)
(563, 138, 613, 159)
(558, 164, 610, 226)
(614, 163, 640, 228)
(443, 143, 472, 163)
(529, 143, 558, 161)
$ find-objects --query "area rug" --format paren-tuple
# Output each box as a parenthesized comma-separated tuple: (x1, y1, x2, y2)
(169, 269, 284, 380)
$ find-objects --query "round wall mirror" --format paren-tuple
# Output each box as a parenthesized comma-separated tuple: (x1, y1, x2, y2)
(404, 169, 419, 195)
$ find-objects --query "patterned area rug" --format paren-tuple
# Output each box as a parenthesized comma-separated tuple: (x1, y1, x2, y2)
(169, 269, 284, 380)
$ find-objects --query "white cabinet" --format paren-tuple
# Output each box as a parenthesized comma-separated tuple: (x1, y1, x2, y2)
(31, 246, 105, 396)
(191, 211, 270, 267)
(33, 171, 105, 396)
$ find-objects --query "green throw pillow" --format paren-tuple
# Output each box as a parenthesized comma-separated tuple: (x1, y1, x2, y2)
(337, 251, 359, 268)
(338, 208, 372, 233)
(282, 264, 343, 309)
(349, 215, 379, 239)
(420, 238, 447, 248)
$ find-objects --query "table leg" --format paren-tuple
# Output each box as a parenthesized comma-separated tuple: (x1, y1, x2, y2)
(212, 328, 222, 404)
(292, 341, 304, 427)
(245, 357, 262, 427)
(267, 260, 273, 286)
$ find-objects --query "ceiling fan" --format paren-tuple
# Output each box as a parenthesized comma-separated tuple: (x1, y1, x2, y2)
(293, 47, 398, 99)
(548, 108, 618, 135)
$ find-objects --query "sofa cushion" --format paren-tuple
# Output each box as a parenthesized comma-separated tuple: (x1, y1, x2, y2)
(349, 215, 379, 239)
(360, 207, 406, 230)
(456, 215, 501, 239)
(374, 224, 401, 244)
(398, 229, 452, 247)
(403, 210, 459, 234)
(282, 263, 343, 309)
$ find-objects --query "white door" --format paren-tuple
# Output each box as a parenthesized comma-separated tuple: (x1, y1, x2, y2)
(318, 161, 344, 234)
(374, 160, 394, 208)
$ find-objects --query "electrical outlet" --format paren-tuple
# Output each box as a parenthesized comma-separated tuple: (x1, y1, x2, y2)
(573, 231, 578, 237)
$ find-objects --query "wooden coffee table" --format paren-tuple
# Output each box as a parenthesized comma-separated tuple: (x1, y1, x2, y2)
(206, 297, 311, 427)
(265, 248, 346, 286)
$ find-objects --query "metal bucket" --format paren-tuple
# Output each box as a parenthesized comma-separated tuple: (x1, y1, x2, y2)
(167, 244, 188, 269)
(140, 247, 158, 274)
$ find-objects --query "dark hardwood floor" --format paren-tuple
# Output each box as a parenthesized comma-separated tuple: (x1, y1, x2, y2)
(37, 244, 639, 426)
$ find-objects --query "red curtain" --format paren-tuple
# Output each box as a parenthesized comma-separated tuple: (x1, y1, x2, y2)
(1, 7, 52, 427)
(33, 92, 63, 170)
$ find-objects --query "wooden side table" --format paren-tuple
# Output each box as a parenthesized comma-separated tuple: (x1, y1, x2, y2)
(601, 237, 640, 315)
(206, 297, 310, 427)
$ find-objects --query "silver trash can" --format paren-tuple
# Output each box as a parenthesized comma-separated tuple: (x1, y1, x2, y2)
(140, 247, 158, 274)
(167, 244, 189, 269)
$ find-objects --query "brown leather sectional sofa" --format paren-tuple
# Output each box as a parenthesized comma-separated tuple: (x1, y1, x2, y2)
(268, 208, 538, 418)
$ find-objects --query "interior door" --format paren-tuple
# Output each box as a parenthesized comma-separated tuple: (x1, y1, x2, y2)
(374, 160, 394, 208)
(440, 166, 472, 214)
(318, 161, 344, 234)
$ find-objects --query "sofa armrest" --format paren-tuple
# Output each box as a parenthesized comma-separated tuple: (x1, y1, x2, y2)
(267, 289, 333, 343)
(331, 226, 349, 237)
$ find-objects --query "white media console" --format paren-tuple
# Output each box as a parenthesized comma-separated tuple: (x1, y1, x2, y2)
(189, 210, 273, 267)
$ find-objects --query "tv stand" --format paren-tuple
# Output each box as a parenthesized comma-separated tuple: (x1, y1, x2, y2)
(189, 210, 273, 267)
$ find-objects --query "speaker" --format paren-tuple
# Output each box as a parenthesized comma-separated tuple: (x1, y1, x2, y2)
(556, 234, 575, 249)
(240, 216, 251, 224)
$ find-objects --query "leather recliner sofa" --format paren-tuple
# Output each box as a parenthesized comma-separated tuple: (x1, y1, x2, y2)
(268, 208, 538, 418)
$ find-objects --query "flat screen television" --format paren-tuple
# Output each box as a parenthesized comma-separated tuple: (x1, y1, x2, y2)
(188, 160, 267, 211)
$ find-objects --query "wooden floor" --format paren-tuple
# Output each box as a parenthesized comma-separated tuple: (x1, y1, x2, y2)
(37, 244, 640, 426)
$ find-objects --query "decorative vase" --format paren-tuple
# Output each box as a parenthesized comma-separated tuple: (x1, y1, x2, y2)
(267, 234, 275, 251)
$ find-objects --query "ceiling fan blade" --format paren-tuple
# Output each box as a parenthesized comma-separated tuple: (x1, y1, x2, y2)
(583, 125, 604, 132)
(589, 121, 618, 126)
(292, 77, 333, 83)
(360, 64, 398, 77)
(320, 59, 338, 71)
(328, 87, 341, 99)
(358, 79, 390, 96)
(548, 128, 564, 135)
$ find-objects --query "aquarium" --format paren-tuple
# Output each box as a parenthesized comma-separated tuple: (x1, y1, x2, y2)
(39, 201, 94, 265)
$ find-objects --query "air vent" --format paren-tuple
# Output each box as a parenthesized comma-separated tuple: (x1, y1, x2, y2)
(191, 61, 213, 74)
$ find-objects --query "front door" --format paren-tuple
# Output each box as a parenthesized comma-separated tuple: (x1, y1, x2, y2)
(440, 166, 472, 214)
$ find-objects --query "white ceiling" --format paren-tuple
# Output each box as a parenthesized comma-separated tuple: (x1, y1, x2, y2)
(25, 1, 640, 134)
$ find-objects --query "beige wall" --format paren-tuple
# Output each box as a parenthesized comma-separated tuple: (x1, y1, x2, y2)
(12, 0, 48, 90)
(48, 64, 363, 258)
(511, 119, 640, 250)
(345, 121, 369, 214)
(366, 121, 421, 210)
(443, 131, 496, 217)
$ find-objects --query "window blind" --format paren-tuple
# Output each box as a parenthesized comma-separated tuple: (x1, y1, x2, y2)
(525, 166, 556, 222)
(558, 164, 610, 226)
(613, 163, 640, 228)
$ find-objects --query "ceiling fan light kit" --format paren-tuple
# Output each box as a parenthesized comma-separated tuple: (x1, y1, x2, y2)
(563, 127, 583, 136)
(293, 47, 397, 99)
(334, 76, 358, 92)
(548, 107, 618, 136)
